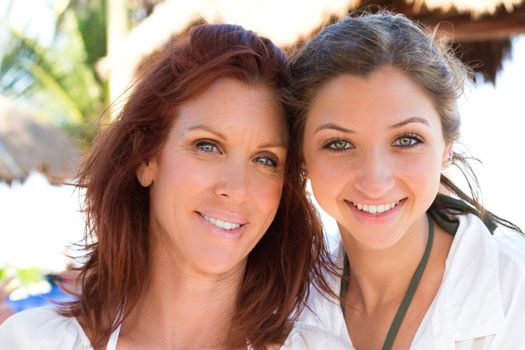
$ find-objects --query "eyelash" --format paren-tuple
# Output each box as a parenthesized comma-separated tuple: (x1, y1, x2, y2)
(322, 138, 353, 152)
(254, 155, 279, 168)
(322, 132, 424, 152)
(195, 140, 279, 168)
(195, 140, 222, 154)
(393, 133, 424, 149)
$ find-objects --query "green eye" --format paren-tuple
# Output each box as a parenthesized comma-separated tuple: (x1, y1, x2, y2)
(325, 139, 352, 151)
(399, 137, 415, 146)
(394, 135, 422, 148)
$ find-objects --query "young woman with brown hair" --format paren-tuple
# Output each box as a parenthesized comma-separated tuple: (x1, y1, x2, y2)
(0, 24, 347, 349)
(284, 11, 525, 350)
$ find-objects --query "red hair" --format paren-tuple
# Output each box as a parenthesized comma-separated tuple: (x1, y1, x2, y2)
(62, 24, 332, 349)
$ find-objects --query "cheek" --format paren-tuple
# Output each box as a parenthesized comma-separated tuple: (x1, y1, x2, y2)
(305, 152, 349, 213)
(251, 175, 283, 217)
(397, 153, 443, 199)
(152, 157, 211, 212)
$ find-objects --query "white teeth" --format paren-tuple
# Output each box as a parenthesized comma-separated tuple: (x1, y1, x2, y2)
(202, 214, 241, 230)
(351, 200, 401, 214)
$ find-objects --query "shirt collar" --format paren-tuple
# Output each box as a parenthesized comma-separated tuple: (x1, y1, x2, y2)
(428, 214, 505, 346)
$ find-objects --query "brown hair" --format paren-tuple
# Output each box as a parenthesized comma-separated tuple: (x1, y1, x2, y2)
(63, 23, 331, 349)
(283, 11, 522, 233)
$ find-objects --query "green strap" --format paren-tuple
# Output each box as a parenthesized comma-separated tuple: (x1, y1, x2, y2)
(339, 213, 435, 350)
(382, 213, 434, 350)
(430, 194, 497, 234)
(339, 249, 350, 317)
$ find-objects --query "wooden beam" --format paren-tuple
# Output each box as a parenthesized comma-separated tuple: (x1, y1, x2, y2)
(424, 16, 525, 41)
(356, 1, 525, 42)
(406, 4, 525, 42)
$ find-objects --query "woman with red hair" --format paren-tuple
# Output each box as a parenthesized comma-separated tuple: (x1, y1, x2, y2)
(0, 24, 348, 349)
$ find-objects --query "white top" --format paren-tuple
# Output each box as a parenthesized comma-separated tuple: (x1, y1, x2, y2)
(296, 214, 525, 349)
(0, 304, 351, 349)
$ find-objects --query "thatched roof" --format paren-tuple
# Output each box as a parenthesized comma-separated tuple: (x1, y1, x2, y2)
(98, 0, 356, 80)
(288, 0, 525, 83)
(406, 0, 523, 17)
(101, 0, 525, 93)
(378, 0, 525, 82)
(0, 96, 81, 185)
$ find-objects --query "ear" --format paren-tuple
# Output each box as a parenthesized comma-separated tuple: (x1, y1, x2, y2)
(300, 160, 308, 178)
(441, 143, 453, 170)
(300, 158, 308, 171)
(136, 160, 157, 187)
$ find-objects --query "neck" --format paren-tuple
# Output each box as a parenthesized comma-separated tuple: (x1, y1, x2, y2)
(121, 237, 245, 349)
(341, 214, 429, 313)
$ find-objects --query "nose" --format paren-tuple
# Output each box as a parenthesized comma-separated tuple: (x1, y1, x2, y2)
(214, 160, 249, 204)
(354, 149, 395, 199)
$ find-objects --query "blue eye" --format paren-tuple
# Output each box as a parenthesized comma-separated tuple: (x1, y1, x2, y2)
(254, 155, 278, 168)
(196, 141, 221, 153)
(393, 134, 423, 148)
(324, 139, 353, 152)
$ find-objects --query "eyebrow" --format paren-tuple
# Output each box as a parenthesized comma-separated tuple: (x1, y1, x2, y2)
(389, 117, 429, 129)
(185, 124, 226, 139)
(257, 142, 287, 150)
(186, 124, 287, 150)
(314, 123, 356, 134)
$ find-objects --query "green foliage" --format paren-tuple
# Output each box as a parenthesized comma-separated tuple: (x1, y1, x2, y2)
(75, 0, 107, 69)
(0, 266, 44, 286)
(15, 267, 43, 286)
(0, 0, 110, 149)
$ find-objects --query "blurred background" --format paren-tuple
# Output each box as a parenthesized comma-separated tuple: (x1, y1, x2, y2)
(1, 0, 524, 317)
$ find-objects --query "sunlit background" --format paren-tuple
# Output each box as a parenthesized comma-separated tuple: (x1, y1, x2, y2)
(1, 0, 524, 306)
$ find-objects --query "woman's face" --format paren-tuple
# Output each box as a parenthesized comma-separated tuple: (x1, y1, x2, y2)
(303, 67, 451, 250)
(141, 78, 287, 275)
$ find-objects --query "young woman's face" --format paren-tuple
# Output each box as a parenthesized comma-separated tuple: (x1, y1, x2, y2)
(141, 78, 287, 275)
(303, 67, 451, 250)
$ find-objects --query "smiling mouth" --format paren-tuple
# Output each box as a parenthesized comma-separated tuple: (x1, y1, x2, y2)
(196, 212, 244, 231)
(348, 198, 405, 215)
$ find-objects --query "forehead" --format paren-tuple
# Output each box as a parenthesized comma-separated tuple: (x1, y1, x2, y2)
(172, 78, 287, 140)
(306, 67, 442, 131)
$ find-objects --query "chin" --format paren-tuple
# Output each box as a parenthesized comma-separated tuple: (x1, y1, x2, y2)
(194, 251, 247, 276)
(345, 224, 405, 251)
(361, 237, 403, 251)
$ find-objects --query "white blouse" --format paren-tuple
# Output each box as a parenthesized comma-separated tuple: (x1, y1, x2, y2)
(296, 214, 525, 349)
(0, 305, 351, 349)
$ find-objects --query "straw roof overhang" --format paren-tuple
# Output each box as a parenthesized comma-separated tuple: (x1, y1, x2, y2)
(403, 0, 524, 18)
(375, 1, 525, 82)
(102, 0, 525, 91)
(363, 0, 525, 39)
(288, 0, 525, 83)
(0, 96, 81, 185)
(406, 2, 524, 82)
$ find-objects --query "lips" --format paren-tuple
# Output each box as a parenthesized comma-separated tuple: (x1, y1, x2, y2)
(200, 213, 242, 230)
(350, 199, 402, 215)
(195, 211, 247, 239)
(344, 198, 407, 225)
